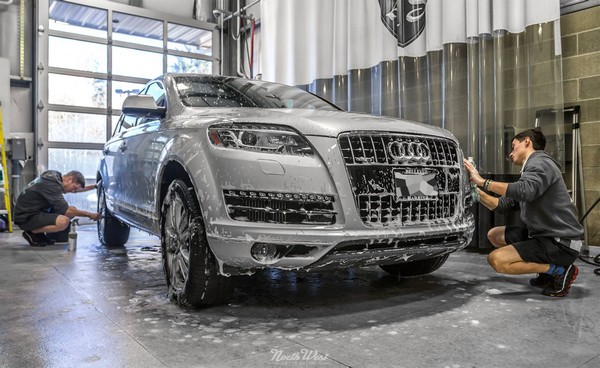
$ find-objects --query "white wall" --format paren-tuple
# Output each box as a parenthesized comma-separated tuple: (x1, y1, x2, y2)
(139, 0, 194, 19)
(0, 3, 19, 76)
(107, 0, 214, 20)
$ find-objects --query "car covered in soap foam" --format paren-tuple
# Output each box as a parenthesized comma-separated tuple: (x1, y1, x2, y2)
(97, 73, 475, 307)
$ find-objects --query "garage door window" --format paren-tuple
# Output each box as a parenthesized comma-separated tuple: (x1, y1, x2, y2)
(168, 55, 212, 74)
(48, 36, 107, 73)
(112, 12, 163, 47)
(49, 0, 107, 38)
(48, 112, 107, 144)
(48, 74, 107, 108)
(112, 47, 163, 79)
(168, 22, 212, 56)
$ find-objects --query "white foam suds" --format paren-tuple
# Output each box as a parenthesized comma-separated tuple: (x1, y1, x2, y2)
(485, 288, 503, 295)
(135, 290, 155, 296)
(219, 316, 238, 323)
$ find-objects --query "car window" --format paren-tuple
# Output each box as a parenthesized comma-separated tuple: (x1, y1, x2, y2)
(145, 82, 166, 107)
(174, 76, 340, 111)
(176, 80, 258, 108)
(114, 114, 140, 135)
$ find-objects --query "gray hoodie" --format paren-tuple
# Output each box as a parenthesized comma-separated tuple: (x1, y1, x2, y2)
(14, 170, 69, 223)
(495, 151, 583, 243)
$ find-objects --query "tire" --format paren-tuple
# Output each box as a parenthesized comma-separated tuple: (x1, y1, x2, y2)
(161, 179, 234, 307)
(379, 254, 450, 277)
(97, 181, 130, 247)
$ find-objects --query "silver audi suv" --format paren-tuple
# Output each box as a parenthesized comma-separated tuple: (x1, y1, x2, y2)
(97, 73, 475, 307)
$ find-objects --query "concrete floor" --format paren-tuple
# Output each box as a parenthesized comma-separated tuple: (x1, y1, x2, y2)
(1, 226, 599, 368)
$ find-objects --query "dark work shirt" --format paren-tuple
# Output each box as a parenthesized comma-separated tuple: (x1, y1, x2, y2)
(14, 170, 69, 223)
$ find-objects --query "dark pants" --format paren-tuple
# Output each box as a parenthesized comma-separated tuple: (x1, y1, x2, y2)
(16, 209, 70, 242)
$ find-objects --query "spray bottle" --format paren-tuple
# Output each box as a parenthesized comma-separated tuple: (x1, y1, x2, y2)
(68, 219, 79, 251)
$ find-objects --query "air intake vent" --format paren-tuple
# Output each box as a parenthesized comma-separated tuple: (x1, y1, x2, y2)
(224, 190, 336, 225)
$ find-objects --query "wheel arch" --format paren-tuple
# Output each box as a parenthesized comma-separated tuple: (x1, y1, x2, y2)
(158, 159, 194, 214)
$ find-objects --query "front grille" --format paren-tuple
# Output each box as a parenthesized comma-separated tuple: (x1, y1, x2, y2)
(224, 190, 336, 225)
(339, 133, 459, 166)
(338, 132, 460, 225)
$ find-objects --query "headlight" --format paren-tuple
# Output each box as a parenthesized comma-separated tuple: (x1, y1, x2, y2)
(208, 123, 314, 156)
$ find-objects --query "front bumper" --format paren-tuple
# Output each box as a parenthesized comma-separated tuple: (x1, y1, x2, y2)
(197, 132, 475, 275)
(207, 211, 474, 275)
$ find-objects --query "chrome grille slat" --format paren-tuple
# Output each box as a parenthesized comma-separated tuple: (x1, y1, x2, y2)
(339, 133, 460, 225)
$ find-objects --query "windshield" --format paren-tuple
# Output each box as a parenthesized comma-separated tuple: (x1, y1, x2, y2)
(174, 76, 340, 111)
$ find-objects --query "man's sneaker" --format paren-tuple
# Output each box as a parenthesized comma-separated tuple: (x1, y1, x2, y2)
(529, 273, 553, 288)
(22, 231, 48, 247)
(41, 233, 56, 245)
(542, 264, 579, 297)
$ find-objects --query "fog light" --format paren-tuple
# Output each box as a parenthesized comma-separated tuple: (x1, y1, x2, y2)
(251, 243, 279, 264)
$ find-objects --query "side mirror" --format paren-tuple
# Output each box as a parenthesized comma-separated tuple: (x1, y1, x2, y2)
(122, 95, 166, 118)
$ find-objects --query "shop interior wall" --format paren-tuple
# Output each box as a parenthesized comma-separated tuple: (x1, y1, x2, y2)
(561, 6, 600, 246)
(0, 1, 33, 143)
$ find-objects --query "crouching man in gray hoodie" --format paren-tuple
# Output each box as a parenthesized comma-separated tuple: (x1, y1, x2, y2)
(463, 129, 583, 297)
(14, 170, 100, 247)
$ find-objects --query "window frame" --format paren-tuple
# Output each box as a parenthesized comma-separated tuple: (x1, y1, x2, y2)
(38, 0, 218, 177)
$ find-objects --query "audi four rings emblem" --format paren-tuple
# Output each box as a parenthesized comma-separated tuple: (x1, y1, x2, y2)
(387, 141, 431, 163)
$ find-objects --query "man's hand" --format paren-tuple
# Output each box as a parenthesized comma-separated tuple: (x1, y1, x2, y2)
(463, 158, 485, 187)
(88, 212, 101, 221)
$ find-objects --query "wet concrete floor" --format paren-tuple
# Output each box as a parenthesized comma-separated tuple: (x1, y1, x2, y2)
(1, 226, 600, 367)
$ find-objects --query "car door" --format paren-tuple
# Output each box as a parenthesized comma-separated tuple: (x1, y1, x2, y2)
(117, 81, 166, 231)
(102, 113, 139, 219)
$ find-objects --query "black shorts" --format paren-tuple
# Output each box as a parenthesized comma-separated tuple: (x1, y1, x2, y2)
(505, 226, 578, 266)
(16, 212, 61, 232)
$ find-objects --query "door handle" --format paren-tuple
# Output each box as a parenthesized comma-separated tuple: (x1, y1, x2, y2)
(118, 143, 127, 152)
(103, 148, 110, 155)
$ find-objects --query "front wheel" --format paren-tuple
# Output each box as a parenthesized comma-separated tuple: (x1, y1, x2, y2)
(97, 181, 130, 247)
(161, 179, 234, 307)
(379, 254, 450, 277)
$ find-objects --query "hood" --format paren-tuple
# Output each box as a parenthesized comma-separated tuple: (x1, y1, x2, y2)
(41, 170, 63, 185)
(178, 107, 457, 142)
